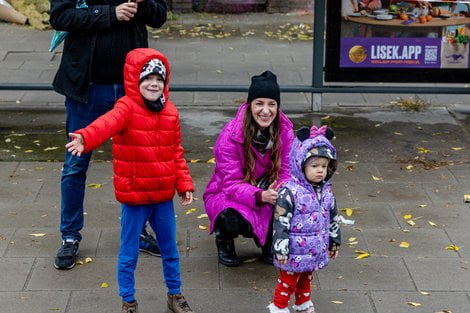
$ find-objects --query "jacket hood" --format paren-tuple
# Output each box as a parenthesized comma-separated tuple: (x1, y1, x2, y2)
(123, 48, 171, 107)
(289, 127, 337, 186)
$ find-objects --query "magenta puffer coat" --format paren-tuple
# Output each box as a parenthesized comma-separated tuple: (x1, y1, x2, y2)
(203, 103, 294, 245)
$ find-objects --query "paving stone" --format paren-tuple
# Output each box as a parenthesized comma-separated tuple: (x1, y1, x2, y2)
(317, 257, 415, 291)
(310, 291, 375, 313)
(0, 228, 14, 256)
(0, 258, 34, 291)
(221, 260, 280, 290)
(0, 291, 70, 313)
(376, 162, 457, 183)
(405, 257, 470, 291)
(347, 182, 431, 205)
(0, 161, 18, 176)
(423, 182, 470, 206)
(333, 162, 381, 183)
(346, 202, 400, 229)
(362, 228, 455, 258)
(390, 203, 470, 230)
(6, 228, 100, 258)
(0, 203, 59, 228)
(371, 291, 470, 313)
(0, 178, 42, 207)
(447, 163, 470, 183)
(446, 228, 470, 258)
(27, 257, 117, 291)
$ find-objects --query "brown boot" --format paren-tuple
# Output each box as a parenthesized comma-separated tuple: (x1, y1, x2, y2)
(166, 294, 194, 313)
(122, 300, 138, 313)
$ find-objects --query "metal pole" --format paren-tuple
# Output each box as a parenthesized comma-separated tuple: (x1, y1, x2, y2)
(312, 0, 326, 112)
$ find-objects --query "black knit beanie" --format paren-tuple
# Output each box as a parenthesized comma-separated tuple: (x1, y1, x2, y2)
(247, 70, 280, 105)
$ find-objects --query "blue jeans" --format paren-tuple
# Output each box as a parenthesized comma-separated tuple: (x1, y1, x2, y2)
(60, 83, 124, 241)
(118, 201, 181, 302)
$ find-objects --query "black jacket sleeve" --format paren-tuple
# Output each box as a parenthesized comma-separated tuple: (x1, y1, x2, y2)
(272, 187, 294, 257)
(329, 198, 342, 249)
(50, 0, 117, 32)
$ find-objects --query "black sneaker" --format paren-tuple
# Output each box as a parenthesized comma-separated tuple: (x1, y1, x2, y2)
(139, 232, 161, 257)
(54, 239, 79, 270)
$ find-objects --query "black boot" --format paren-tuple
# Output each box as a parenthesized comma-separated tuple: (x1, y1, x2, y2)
(215, 237, 240, 267)
(261, 244, 273, 265)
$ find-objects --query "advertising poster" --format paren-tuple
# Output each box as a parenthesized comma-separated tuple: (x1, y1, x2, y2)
(340, 0, 470, 69)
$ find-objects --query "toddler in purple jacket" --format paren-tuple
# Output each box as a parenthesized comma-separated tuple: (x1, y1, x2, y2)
(267, 125, 341, 313)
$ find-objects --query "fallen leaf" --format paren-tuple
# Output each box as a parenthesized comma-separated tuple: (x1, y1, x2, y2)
(403, 214, 412, 220)
(87, 183, 102, 189)
(344, 160, 358, 164)
(407, 302, 421, 307)
(186, 208, 197, 214)
(345, 208, 353, 216)
(417, 147, 430, 154)
(190, 159, 200, 163)
(24, 150, 33, 153)
(394, 132, 403, 136)
(207, 158, 216, 164)
(29, 233, 46, 237)
(331, 300, 343, 304)
(428, 221, 437, 227)
(197, 213, 208, 219)
(198, 225, 208, 230)
(243, 258, 258, 263)
(420, 291, 431, 295)
(348, 237, 357, 242)
(43, 146, 59, 151)
(101, 282, 109, 288)
(418, 204, 427, 208)
(435, 310, 452, 313)
(76, 260, 84, 265)
(407, 220, 416, 226)
(451, 147, 464, 151)
(321, 115, 330, 120)
(355, 253, 370, 259)
(372, 175, 383, 181)
(464, 194, 470, 203)
(399, 241, 410, 248)
(85, 257, 92, 263)
(446, 244, 459, 252)
(405, 164, 414, 170)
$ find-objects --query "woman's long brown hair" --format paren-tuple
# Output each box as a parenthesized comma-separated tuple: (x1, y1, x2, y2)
(242, 103, 281, 185)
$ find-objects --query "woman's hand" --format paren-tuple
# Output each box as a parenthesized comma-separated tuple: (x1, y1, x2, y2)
(65, 133, 84, 157)
(261, 181, 279, 205)
(180, 191, 193, 206)
(329, 244, 339, 260)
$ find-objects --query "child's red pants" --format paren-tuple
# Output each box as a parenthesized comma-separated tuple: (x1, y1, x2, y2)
(273, 269, 313, 309)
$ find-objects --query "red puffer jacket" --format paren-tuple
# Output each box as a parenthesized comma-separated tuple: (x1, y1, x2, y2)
(75, 48, 194, 205)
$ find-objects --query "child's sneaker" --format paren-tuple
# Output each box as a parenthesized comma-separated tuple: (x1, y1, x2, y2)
(122, 300, 138, 313)
(166, 294, 194, 313)
(267, 303, 290, 313)
(292, 301, 315, 313)
(54, 239, 79, 269)
(139, 231, 161, 257)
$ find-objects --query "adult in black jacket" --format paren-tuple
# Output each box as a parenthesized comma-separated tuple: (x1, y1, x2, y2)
(50, 0, 167, 272)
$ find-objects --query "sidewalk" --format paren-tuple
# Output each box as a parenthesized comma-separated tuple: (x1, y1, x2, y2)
(1, 106, 470, 313)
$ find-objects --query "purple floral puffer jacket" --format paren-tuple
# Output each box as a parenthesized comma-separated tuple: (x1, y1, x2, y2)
(273, 134, 337, 272)
(203, 103, 294, 245)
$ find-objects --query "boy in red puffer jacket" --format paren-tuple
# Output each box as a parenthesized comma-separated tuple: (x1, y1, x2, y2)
(65, 48, 195, 313)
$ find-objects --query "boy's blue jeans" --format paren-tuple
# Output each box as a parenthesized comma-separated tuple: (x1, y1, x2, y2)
(118, 201, 182, 302)
(60, 83, 124, 241)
